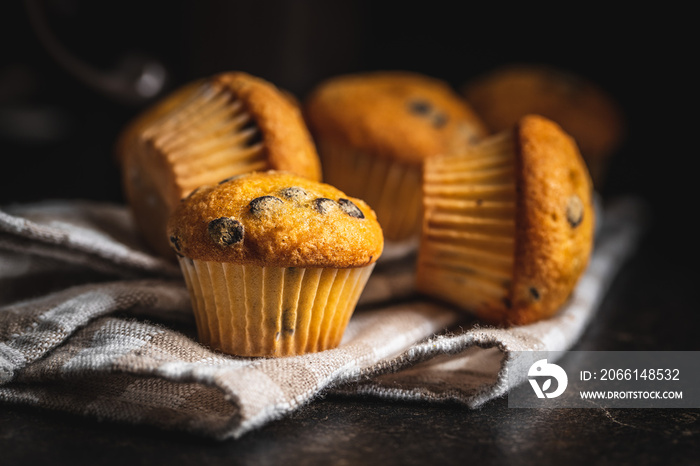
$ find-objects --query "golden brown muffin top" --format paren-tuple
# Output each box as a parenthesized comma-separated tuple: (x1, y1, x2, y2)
(304, 71, 489, 164)
(167, 171, 384, 268)
(463, 64, 624, 186)
(509, 114, 595, 325)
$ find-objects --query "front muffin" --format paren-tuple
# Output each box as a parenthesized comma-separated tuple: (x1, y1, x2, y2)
(416, 115, 594, 326)
(305, 71, 488, 243)
(118, 71, 322, 260)
(167, 171, 383, 357)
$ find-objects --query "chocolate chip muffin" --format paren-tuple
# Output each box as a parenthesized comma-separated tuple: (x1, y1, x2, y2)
(462, 64, 624, 188)
(304, 71, 488, 243)
(416, 115, 594, 326)
(167, 170, 383, 357)
(117, 71, 322, 260)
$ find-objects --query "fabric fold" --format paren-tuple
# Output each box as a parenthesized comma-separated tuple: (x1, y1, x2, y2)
(0, 197, 648, 438)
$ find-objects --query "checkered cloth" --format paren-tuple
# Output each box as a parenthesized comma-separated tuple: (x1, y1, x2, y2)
(0, 198, 647, 439)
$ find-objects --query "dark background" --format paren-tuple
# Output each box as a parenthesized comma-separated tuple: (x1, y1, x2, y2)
(1, 1, 695, 239)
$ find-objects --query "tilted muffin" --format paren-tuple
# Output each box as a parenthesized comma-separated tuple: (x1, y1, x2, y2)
(167, 171, 383, 357)
(305, 71, 488, 243)
(416, 115, 594, 326)
(462, 64, 624, 188)
(117, 71, 322, 259)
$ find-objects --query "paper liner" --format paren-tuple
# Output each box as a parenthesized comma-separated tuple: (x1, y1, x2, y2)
(141, 81, 268, 199)
(178, 258, 375, 357)
(416, 133, 517, 317)
(318, 140, 422, 243)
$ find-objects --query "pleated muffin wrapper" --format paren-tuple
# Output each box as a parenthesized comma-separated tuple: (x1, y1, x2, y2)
(417, 132, 517, 318)
(139, 80, 269, 197)
(177, 257, 376, 357)
(318, 140, 423, 245)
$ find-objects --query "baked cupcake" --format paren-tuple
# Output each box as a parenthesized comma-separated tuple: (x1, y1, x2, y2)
(167, 170, 383, 357)
(118, 71, 322, 259)
(462, 64, 624, 188)
(416, 115, 594, 326)
(304, 71, 488, 243)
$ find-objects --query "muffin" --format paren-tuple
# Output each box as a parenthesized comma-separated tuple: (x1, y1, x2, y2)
(416, 115, 594, 326)
(305, 71, 488, 243)
(167, 170, 383, 357)
(118, 71, 322, 259)
(462, 64, 624, 188)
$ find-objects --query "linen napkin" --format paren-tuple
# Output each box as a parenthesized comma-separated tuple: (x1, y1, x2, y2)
(0, 197, 648, 439)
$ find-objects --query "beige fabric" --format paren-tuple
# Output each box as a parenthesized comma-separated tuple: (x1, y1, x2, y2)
(0, 198, 647, 439)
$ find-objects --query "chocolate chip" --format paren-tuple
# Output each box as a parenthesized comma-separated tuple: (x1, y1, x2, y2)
(169, 235, 182, 252)
(208, 217, 244, 246)
(566, 195, 584, 228)
(338, 198, 365, 218)
(408, 99, 431, 115)
(279, 186, 310, 202)
(249, 196, 283, 216)
(169, 235, 184, 257)
(432, 113, 448, 128)
(529, 287, 540, 300)
(314, 198, 337, 215)
(502, 297, 512, 309)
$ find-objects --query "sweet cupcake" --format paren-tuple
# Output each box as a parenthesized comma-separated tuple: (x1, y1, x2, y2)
(304, 71, 488, 243)
(416, 115, 594, 326)
(167, 170, 383, 357)
(462, 64, 624, 188)
(118, 71, 322, 259)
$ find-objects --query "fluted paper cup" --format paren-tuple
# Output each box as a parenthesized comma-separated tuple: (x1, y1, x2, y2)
(178, 258, 375, 357)
(318, 140, 422, 244)
(416, 132, 517, 318)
